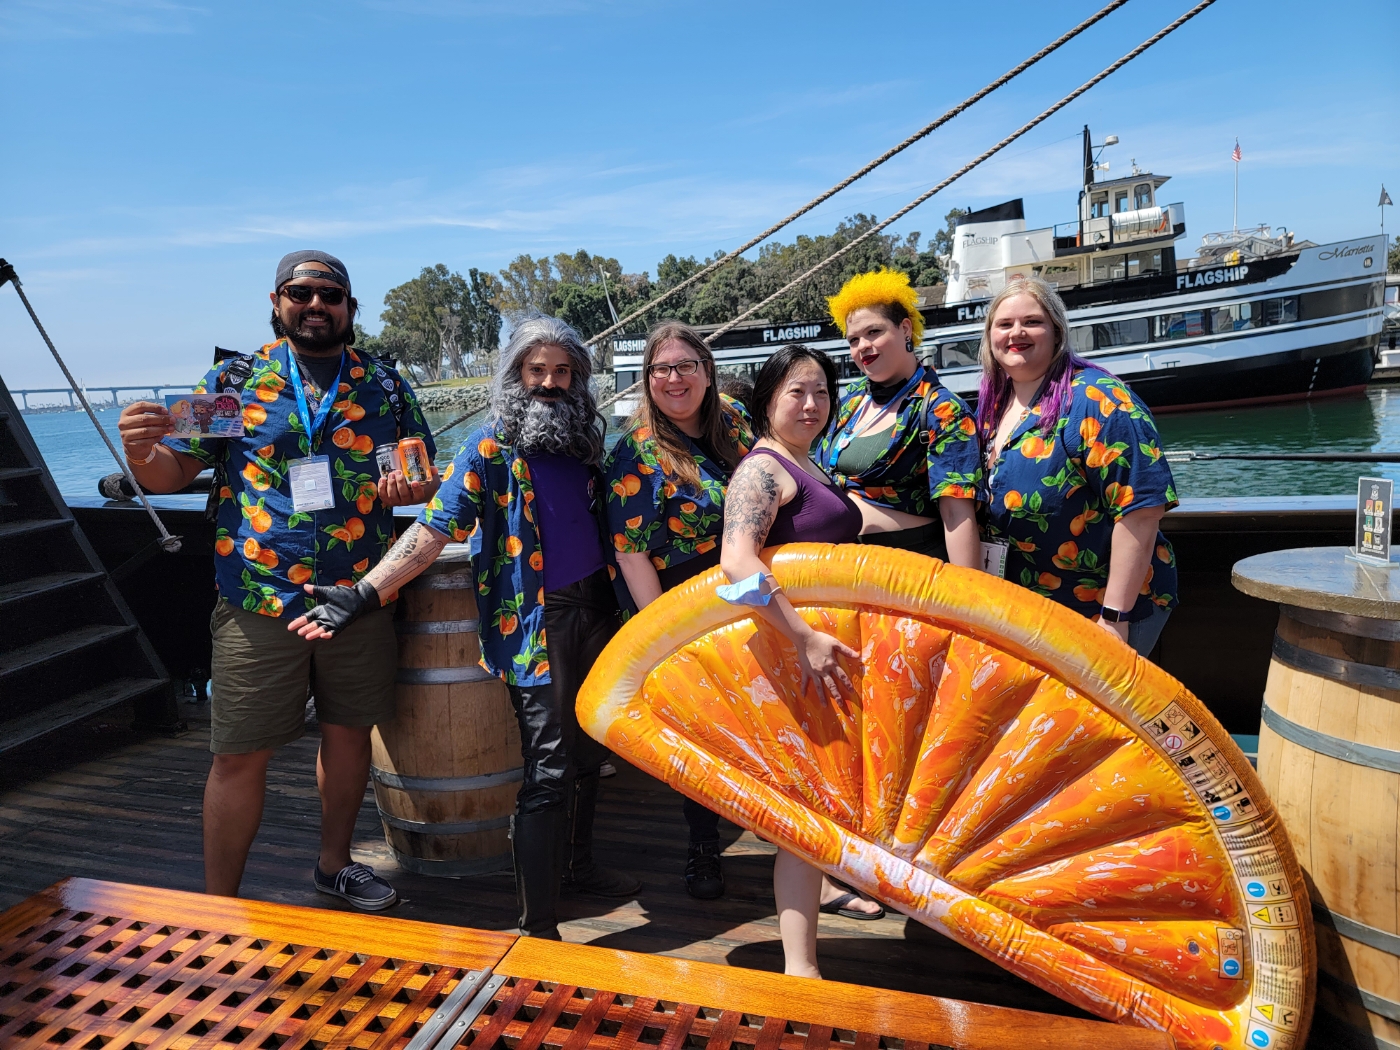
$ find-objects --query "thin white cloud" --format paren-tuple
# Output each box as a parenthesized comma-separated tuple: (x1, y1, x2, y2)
(357, 0, 645, 16)
(0, 0, 208, 37)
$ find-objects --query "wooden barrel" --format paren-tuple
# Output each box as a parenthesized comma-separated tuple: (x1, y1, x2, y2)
(1238, 548, 1400, 1049)
(370, 544, 522, 876)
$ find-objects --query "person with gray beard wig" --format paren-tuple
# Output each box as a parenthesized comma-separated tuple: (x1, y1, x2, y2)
(289, 315, 640, 938)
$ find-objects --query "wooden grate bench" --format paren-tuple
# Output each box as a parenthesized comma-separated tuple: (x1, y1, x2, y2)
(0, 880, 1171, 1050)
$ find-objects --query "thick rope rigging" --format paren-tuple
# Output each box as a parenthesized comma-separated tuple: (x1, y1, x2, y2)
(593, 0, 1217, 416)
(582, 0, 1133, 351)
(0, 260, 182, 552)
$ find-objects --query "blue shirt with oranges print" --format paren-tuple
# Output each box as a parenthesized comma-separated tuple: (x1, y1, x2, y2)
(602, 396, 752, 570)
(982, 366, 1178, 622)
(419, 423, 609, 687)
(165, 338, 434, 619)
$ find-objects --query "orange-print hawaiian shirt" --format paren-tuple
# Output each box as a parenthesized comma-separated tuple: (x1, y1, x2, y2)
(419, 424, 607, 686)
(816, 370, 982, 513)
(983, 366, 1178, 621)
(165, 338, 434, 618)
(602, 396, 752, 571)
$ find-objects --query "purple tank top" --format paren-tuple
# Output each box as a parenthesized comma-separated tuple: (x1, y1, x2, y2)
(745, 449, 863, 546)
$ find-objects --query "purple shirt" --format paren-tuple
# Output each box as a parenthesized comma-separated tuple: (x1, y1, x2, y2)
(745, 449, 863, 546)
(527, 453, 605, 593)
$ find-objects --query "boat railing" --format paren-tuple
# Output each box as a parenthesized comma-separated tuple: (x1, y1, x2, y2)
(1052, 202, 1185, 254)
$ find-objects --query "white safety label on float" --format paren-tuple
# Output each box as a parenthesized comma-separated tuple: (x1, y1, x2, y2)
(1217, 927, 1244, 978)
(289, 456, 335, 514)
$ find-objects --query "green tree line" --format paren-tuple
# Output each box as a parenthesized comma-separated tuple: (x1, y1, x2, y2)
(355, 209, 966, 382)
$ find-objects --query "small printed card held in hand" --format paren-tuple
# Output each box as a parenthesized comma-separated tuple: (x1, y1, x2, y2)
(166, 391, 244, 437)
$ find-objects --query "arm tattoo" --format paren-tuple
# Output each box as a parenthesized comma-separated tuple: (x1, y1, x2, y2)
(383, 527, 424, 564)
(723, 460, 780, 548)
(365, 522, 447, 595)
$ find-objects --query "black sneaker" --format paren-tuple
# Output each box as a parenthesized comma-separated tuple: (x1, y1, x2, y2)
(313, 862, 397, 911)
(685, 840, 724, 900)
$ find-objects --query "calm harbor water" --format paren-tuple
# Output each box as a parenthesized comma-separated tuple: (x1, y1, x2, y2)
(23, 388, 1400, 501)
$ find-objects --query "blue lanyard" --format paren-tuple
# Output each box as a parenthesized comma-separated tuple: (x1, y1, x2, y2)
(286, 348, 345, 453)
(825, 366, 924, 472)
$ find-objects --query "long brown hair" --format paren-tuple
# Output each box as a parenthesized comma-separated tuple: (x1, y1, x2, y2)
(629, 321, 740, 492)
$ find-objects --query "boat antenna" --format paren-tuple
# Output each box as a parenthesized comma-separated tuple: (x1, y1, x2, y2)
(596, 0, 1219, 414)
(0, 259, 181, 552)
(582, 0, 1134, 351)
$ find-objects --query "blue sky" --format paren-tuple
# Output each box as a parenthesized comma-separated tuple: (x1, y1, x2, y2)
(1, 0, 1395, 393)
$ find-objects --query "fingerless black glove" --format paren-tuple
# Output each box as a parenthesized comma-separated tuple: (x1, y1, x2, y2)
(302, 579, 380, 635)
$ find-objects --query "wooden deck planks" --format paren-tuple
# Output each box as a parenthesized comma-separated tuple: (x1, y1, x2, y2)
(0, 703, 1173, 1036)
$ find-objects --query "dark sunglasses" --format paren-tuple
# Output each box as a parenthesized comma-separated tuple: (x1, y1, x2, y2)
(280, 284, 347, 306)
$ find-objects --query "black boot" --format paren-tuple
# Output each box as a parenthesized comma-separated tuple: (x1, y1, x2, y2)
(562, 772, 642, 898)
(684, 840, 725, 900)
(511, 808, 566, 938)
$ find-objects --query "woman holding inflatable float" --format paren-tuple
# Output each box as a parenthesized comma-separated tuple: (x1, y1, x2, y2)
(713, 272, 1177, 978)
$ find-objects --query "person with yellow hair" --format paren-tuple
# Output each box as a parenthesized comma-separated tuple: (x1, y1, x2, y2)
(816, 269, 982, 567)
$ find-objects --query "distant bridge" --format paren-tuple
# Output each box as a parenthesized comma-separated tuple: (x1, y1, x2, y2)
(13, 384, 191, 411)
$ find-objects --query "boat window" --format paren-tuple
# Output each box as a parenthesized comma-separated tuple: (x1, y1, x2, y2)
(835, 356, 862, 380)
(1299, 283, 1375, 320)
(1090, 194, 1110, 218)
(1156, 311, 1206, 340)
(1134, 184, 1153, 209)
(1127, 250, 1163, 277)
(1069, 326, 1094, 356)
(937, 340, 980, 370)
(1210, 304, 1253, 334)
(1091, 255, 1129, 282)
(1258, 297, 1299, 326)
(1115, 192, 1129, 213)
(1094, 318, 1151, 349)
(1387, 285, 1398, 305)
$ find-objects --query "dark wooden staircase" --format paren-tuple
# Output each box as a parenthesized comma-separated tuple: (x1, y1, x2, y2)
(0, 374, 176, 752)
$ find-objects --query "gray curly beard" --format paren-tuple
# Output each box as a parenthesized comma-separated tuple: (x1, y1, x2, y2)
(493, 379, 603, 464)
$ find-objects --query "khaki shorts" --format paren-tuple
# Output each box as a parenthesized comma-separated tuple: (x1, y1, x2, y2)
(209, 598, 397, 754)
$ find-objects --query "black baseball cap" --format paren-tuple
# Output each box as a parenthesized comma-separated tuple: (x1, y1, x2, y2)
(275, 250, 351, 296)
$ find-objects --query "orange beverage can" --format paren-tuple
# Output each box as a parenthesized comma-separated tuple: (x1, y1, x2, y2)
(397, 437, 431, 484)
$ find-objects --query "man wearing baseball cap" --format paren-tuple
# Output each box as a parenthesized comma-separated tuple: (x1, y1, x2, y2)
(117, 252, 439, 909)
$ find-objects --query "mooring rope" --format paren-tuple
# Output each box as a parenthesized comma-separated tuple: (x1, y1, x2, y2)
(430, 393, 492, 439)
(0, 260, 182, 552)
(583, 0, 1133, 351)
(593, 0, 1218, 417)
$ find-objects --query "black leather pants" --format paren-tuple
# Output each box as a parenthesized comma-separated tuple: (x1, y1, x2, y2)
(506, 568, 618, 816)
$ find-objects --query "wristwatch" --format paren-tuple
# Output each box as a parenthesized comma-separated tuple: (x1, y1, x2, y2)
(1099, 604, 1130, 623)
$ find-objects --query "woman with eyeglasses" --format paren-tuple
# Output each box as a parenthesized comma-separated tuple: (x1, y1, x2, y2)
(602, 321, 752, 901)
(815, 270, 982, 569)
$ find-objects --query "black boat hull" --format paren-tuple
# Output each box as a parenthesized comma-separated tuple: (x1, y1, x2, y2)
(953, 335, 1376, 412)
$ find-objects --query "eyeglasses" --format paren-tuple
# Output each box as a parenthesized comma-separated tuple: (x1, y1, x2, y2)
(647, 359, 702, 380)
(280, 284, 347, 306)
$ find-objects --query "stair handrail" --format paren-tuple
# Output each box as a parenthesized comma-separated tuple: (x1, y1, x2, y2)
(0, 259, 181, 553)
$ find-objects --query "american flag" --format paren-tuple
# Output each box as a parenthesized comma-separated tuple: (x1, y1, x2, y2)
(1232, 140, 1242, 163)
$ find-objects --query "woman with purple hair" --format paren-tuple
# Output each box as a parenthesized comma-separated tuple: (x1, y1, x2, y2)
(977, 278, 1178, 656)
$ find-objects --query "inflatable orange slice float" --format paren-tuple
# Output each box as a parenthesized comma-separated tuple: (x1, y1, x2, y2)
(577, 544, 1315, 1050)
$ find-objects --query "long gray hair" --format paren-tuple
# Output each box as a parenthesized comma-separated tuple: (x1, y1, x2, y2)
(491, 315, 605, 465)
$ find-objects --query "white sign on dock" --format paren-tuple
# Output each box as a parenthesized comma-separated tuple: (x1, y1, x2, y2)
(1355, 476, 1394, 563)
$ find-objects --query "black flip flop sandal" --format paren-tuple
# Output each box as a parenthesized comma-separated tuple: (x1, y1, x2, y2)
(818, 891, 886, 920)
